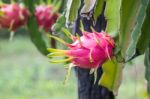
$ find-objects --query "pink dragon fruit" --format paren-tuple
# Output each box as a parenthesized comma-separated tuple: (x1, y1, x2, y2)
(35, 5, 59, 32)
(47, 30, 115, 69)
(0, 3, 30, 31)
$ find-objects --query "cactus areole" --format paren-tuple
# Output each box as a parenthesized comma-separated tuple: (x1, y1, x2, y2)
(48, 31, 115, 69)
(35, 5, 59, 32)
(0, 3, 30, 31)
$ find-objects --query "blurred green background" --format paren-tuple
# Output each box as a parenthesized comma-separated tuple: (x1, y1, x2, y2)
(0, 31, 148, 99)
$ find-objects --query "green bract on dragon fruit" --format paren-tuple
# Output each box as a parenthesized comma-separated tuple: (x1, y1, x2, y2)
(0, 3, 30, 31)
(35, 5, 59, 32)
(47, 31, 115, 69)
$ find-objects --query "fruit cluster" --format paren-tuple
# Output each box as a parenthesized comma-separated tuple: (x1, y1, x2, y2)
(0, 3, 59, 32)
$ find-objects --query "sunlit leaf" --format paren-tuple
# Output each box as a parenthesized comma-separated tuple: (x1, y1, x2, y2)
(99, 58, 124, 94)
(47, 0, 51, 4)
(105, 0, 121, 37)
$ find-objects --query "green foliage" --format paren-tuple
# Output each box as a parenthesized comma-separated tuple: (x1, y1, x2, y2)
(51, 12, 73, 45)
(100, 58, 124, 94)
(100, 0, 150, 92)
(23, 0, 38, 13)
(65, 0, 81, 26)
(1, 0, 10, 3)
(27, 16, 49, 55)
(137, 2, 150, 54)
(105, 0, 121, 37)
(119, 0, 141, 57)
(23, 0, 48, 55)
(119, 0, 150, 60)
(93, 0, 104, 22)
(144, 46, 150, 95)
(52, 12, 66, 33)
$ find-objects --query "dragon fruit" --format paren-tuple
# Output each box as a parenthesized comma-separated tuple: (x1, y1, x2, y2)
(47, 30, 115, 69)
(0, 3, 30, 31)
(35, 5, 59, 32)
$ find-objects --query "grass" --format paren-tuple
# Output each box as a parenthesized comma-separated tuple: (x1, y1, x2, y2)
(0, 35, 148, 99)
(0, 36, 77, 99)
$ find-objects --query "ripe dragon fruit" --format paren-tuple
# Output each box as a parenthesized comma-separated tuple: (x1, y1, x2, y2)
(35, 5, 59, 32)
(0, 3, 30, 31)
(47, 30, 115, 69)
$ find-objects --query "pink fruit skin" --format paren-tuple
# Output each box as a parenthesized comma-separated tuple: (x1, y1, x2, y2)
(0, 4, 30, 31)
(35, 5, 59, 32)
(64, 31, 115, 69)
